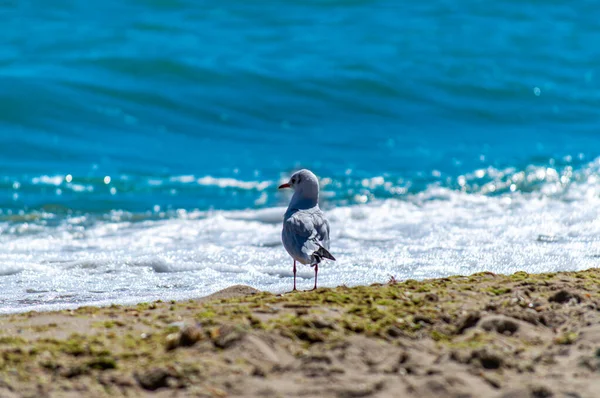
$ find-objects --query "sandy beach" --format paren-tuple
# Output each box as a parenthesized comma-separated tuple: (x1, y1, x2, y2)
(0, 269, 599, 398)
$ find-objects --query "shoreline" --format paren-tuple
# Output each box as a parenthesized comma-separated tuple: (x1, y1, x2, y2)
(0, 269, 599, 397)
(0, 285, 264, 316)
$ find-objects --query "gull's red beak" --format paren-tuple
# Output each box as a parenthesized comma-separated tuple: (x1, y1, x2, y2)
(278, 182, 291, 189)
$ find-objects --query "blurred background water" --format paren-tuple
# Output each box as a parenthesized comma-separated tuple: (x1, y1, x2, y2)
(1, 0, 599, 312)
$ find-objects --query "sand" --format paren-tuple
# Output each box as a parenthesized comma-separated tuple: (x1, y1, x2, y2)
(0, 269, 599, 397)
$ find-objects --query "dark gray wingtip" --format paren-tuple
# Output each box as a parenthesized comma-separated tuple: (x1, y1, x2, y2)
(316, 244, 336, 261)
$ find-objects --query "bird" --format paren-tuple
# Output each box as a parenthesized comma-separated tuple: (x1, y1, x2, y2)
(278, 169, 335, 291)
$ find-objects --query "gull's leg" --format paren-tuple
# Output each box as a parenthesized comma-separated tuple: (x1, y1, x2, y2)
(312, 263, 318, 290)
(293, 260, 297, 291)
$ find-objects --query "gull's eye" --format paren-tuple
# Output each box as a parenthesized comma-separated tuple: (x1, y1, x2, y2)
(291, 178, 296, 184)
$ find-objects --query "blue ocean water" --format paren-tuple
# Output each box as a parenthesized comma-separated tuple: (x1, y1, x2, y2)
(1, 1, 599, 312)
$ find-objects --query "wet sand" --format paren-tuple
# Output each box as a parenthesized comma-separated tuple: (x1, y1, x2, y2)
(0, 269, 599, 397)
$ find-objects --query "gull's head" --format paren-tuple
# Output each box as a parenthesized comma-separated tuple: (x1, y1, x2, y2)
(278, 169, 320, 199)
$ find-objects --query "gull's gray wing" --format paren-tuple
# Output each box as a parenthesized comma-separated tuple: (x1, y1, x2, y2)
(282, 208, 333, 265)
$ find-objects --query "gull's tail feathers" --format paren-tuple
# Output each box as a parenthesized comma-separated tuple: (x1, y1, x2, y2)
(311, 244, 336, 266)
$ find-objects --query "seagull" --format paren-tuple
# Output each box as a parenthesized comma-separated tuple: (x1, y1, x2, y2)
(278, 169, 336, 291)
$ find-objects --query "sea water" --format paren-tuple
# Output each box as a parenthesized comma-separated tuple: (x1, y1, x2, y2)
(1, 0, 599, 313)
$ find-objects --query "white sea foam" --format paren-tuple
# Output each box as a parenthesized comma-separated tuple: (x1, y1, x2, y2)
(168, 174, 272, 191)
(31, 175, 64, 186)
(196, 176, 272, 190)
(169, 175, 196, 183)
(1, 165, 600, 313)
